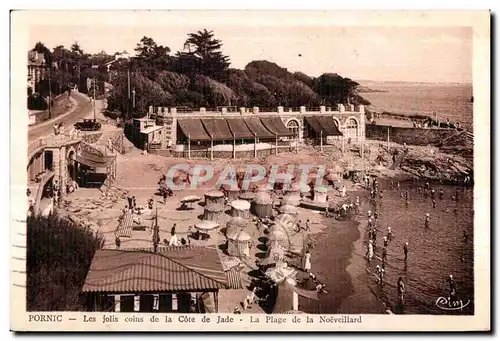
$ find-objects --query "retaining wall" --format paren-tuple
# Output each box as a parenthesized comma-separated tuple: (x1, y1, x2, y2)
(366, 124, 457, 146)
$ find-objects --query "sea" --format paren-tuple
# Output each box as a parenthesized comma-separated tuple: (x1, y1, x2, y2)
(360, 82, 474, 131)
(300, 180, 474, 315)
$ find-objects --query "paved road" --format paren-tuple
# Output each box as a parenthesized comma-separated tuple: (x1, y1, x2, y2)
(28, 92, 96, 142)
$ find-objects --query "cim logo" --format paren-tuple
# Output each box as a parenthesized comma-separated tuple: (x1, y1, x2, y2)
(435, 296, 471, 311)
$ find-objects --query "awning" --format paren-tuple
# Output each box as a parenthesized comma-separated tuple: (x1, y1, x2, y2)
(178, 119, 211, 141)
(201, 119, 234, 140)
(316, 116, 343, 136)
(226, 118, 255, 139)
(243, 118, 275, 139)
(304, 116, 325, 135)
(260, 117, 294, 137)
(82, 246, 229, 293)
(75, 150, 115, 169)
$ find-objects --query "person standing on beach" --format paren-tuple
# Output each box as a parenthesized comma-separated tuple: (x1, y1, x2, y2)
(405, 199, 409, 208)
(374, 209, 379, 220)
(432, 199, 437, 209)
(425, 213, 430, 229)
(455, 188, 460, 202)
(305, 219, 311, 231)
(439, 188, 444, 200)
(372, 228, 377, 244)
(397, 277, 406, 305)
(303, 250, 312, 273)
(403, 242, 409, 262)
(387, 227, 393, 242)
(341, 185, 346, 198)
(381, 247, 387, 269)
(431, 188, 436, 199)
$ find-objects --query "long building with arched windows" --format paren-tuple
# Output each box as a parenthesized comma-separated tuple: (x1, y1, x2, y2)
(124, 104, 366, 159)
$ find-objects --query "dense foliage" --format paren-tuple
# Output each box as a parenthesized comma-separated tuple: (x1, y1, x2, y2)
(32, 29, 369, 118)
(26, 214, 104, 311)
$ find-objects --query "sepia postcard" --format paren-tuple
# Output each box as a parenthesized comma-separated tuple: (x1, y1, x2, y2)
(11, 10, 490, 332)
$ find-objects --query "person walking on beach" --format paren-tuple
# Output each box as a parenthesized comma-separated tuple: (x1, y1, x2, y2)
(169, 223, 179, 246)
(381, 247, 387, 268)
(446, 275, 457, 302)
(387, 227, 393, 242)
(375, 265, 384, 285)
(372, 228, 377, 244)
(403, 242, 409, 262)
(379, 190, 384, 199)
(431, 188, 436, 199)
(425, 213, 430, 229)
(397, 277, 406, 305)
(383, 235, 389, 248)
(305, 219, 311, 231)
(303, 250, 312, 273)
(432, 199, 437, 209)
(367, 240, 374, 263)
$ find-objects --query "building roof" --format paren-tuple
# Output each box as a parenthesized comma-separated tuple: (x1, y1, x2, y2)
(244, 118, 275, 139)
(315, 116, 343, 136)
(201, 118, 234, 140)
(177, 119, 211, 141)
(226, 118, 255, 139)
(75, 150, 115, 169)
(260, 117, 295, 136)
(141, 125, 163, 135)
(82, 246, 230, 293)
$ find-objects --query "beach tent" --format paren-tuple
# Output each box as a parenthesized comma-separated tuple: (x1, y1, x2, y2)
(204, 190, 225, 205)
(230, 200, 251, 219)
(225, 216, 249, 238)
(227, 230, 252, 258)
(252, 191, 273, 218)
(203, 204, 224, 222)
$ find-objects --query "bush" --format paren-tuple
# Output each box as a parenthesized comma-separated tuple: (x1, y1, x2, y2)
(26, 213, 105, 311)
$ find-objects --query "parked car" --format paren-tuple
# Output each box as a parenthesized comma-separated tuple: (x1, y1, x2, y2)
(74, 119, 101, 131)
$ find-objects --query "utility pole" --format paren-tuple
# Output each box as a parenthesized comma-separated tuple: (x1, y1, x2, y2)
(48, 63, 52, 119)
(153, 204, 160, 253)
(127, 68, 131, 117)
(93, 77, 96, 120)
(387, 127, 390, 151)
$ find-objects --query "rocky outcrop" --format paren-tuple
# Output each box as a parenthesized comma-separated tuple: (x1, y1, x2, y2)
(400, 149, 473, 183)
(61, 186, 129, 230)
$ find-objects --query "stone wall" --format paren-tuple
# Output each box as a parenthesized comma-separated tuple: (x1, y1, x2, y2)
(366, 124, 457, 146)
(81, 132, 103, 144)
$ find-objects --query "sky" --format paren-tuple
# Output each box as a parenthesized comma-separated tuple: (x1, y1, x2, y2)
(28, 15, 473, 84)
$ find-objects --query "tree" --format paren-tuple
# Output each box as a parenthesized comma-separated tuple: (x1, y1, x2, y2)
(70, 41, 83, 55)
(182, 29, 230, 80)
(313, 73, 367, 106)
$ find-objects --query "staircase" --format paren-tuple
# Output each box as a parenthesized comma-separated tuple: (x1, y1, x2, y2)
(390, 151, 406, 170)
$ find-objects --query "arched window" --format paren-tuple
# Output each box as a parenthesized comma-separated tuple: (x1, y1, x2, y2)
(345, 118, 358, 140)
(287, 120, 300, 137)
